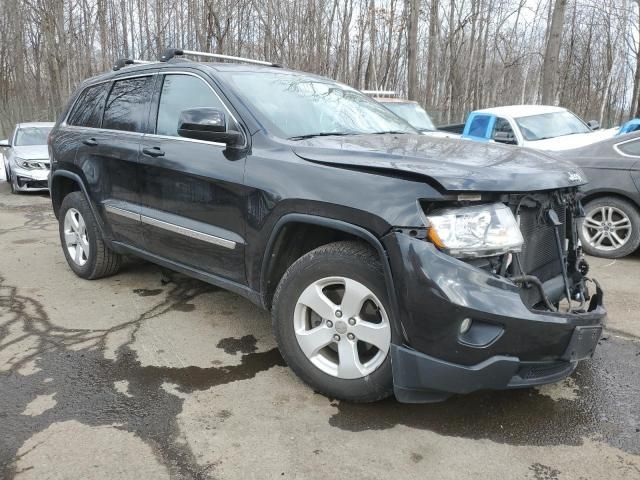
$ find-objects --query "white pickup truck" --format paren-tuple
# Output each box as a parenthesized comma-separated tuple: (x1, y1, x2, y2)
(369, 95, 619, 151)
(437, 105, 618, 151)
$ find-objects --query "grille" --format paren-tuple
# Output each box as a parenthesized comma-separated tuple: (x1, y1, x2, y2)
(516, 202, 566, 283)
(517, 362, 573, 380)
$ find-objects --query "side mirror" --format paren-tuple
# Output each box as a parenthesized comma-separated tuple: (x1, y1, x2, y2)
(0, 139, 10, 148)
(177, 108, 242, 146)
(587, 120, 600, 130)
(493, 131, 517, 145)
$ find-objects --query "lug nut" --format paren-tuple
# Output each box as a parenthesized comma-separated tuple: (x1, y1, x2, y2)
(335, 310, 343, 318)
(347, 333, 355, 340)
(348, 317, 356, 325)
(326, 320, 333, 328)
(333, 334, 341, 341)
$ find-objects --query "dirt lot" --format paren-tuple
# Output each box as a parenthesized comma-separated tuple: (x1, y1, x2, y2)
(1, 183, 639, 480)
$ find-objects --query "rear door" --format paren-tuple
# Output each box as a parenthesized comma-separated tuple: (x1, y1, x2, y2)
(86, 75, 155, 246)
(137, 71, 247, 283)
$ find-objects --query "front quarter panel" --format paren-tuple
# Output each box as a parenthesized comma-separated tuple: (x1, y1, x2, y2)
(244, 134, 442, 291)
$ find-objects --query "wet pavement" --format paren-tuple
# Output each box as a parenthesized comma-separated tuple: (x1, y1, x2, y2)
(0, 183, 639, 479)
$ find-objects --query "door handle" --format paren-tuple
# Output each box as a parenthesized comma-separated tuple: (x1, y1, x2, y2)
(142, 147, 165, 158)
(82, 138, 98, 146)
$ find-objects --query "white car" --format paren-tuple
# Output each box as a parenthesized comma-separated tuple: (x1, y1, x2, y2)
(0, 122, 54, 193)
(459, 105, 618, 151)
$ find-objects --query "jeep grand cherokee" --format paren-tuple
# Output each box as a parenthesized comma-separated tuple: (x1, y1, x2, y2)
(48, 49, 606, 403)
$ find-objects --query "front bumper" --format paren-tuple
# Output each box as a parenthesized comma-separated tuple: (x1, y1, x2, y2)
(383, 233, 606, 403)
(11, 166, 50, 191)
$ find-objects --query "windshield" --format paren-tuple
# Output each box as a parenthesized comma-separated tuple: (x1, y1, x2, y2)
(15, 127, 52, 146)
(219, 71, 416, 138)
(383, 102, 435, 131)
(515, 111, 590, 141)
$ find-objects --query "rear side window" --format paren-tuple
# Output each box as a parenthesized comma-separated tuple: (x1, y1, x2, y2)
(617, 139, 640, 157)
(468, 115, 491, 138)
(67, 83, 109, 128)
(102, 76, 154, 132)
(156, 74, 228, 137)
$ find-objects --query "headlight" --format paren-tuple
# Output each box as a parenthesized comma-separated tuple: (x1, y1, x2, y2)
(16, 158, 46, 170)
(425, 202, 524, 258)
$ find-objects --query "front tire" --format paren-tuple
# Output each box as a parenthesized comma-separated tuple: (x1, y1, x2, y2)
(272, 241, 396, 402)
(59, 191, 122, 279)
(579, 197, 640, 258)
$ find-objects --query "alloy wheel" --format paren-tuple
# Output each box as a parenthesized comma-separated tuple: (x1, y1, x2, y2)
(293, 276, 391, 379)
(582, 205, 632, 252)
(63, 208, 90, 266)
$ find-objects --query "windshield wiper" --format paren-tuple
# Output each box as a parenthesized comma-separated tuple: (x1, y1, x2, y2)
(288, 132, 356, 140)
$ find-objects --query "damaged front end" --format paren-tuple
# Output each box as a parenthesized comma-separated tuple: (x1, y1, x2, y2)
(384, 187, 606, 403)
(469, 189, 600, 315)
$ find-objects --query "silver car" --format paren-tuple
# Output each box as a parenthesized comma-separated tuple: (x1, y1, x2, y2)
(1, 122, 54, 193)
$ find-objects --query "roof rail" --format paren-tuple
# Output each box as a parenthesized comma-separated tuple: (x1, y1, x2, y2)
(361, 90, 398, 97)
(159, 48, 282, 68)
(113, 58, 156, 71)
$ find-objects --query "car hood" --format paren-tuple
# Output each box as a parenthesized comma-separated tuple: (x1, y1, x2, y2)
(291, 134, 587, 192)
(527, 128, 618, 151)
(12, 145, 49, 161)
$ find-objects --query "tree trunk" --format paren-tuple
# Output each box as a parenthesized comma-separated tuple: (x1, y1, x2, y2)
(406, 0, 419, 100)
(541, 0, 567, 104)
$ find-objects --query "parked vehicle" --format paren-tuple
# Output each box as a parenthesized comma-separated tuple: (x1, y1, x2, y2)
(0, 122, 54, 193)
(617, 118, 640, 136)
(554, 132, 640, 258)
(49, 49, 605, 403)
(364, 91, 454, 139)
(444, 105, 617, 151)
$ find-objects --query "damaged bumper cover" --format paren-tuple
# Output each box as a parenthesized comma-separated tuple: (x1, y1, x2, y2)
(384, 232, 606, 403)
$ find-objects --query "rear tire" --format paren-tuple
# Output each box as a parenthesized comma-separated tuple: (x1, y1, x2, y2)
(579, 197, 640, 258)
(59, 191, 122, 279)
(272, 240, 396, 402)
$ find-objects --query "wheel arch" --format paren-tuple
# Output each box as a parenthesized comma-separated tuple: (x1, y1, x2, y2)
(50, 171, 106, 236)
(260, 214, 402, 335)
(581, 189, 640, 211)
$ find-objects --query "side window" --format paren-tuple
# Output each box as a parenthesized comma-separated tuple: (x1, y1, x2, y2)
(492, 117, 517, 144)
(156, 74, 229, 137)
(617, 139, 640, 157)
(493, 118, 514, 137)
(102, 76, 154, 132)
(468, 115, 491, 138)
(67, 83, 109, 128)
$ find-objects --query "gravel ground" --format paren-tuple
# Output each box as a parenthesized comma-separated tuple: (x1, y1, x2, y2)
(1, 182, 639, 480)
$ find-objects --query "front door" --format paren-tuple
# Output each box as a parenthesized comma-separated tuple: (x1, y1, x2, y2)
(138, 72, 247, 284)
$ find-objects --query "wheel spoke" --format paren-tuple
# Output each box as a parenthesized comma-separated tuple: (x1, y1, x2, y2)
(70, 212, 80, 233)
(337, 339, 366, 379)
(296, 325, 335, 358)
(584, 217, 601, 228)
(613, 218, 631, 228)
(74, 245, 83, 264)
(77, 215, 86, 234)
(352, 320, 391, 352)
(340, 278, 372, 318)
(606, 207, 614, 223)
(80, 236, 90, 256)
(610, 231, 625, 247)
(298, 284, 336, 320)
(64, 231, 76, 246)
(591, 231, 604, 246)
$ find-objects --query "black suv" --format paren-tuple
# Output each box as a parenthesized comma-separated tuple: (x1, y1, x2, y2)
(48, 50, 606, 403)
